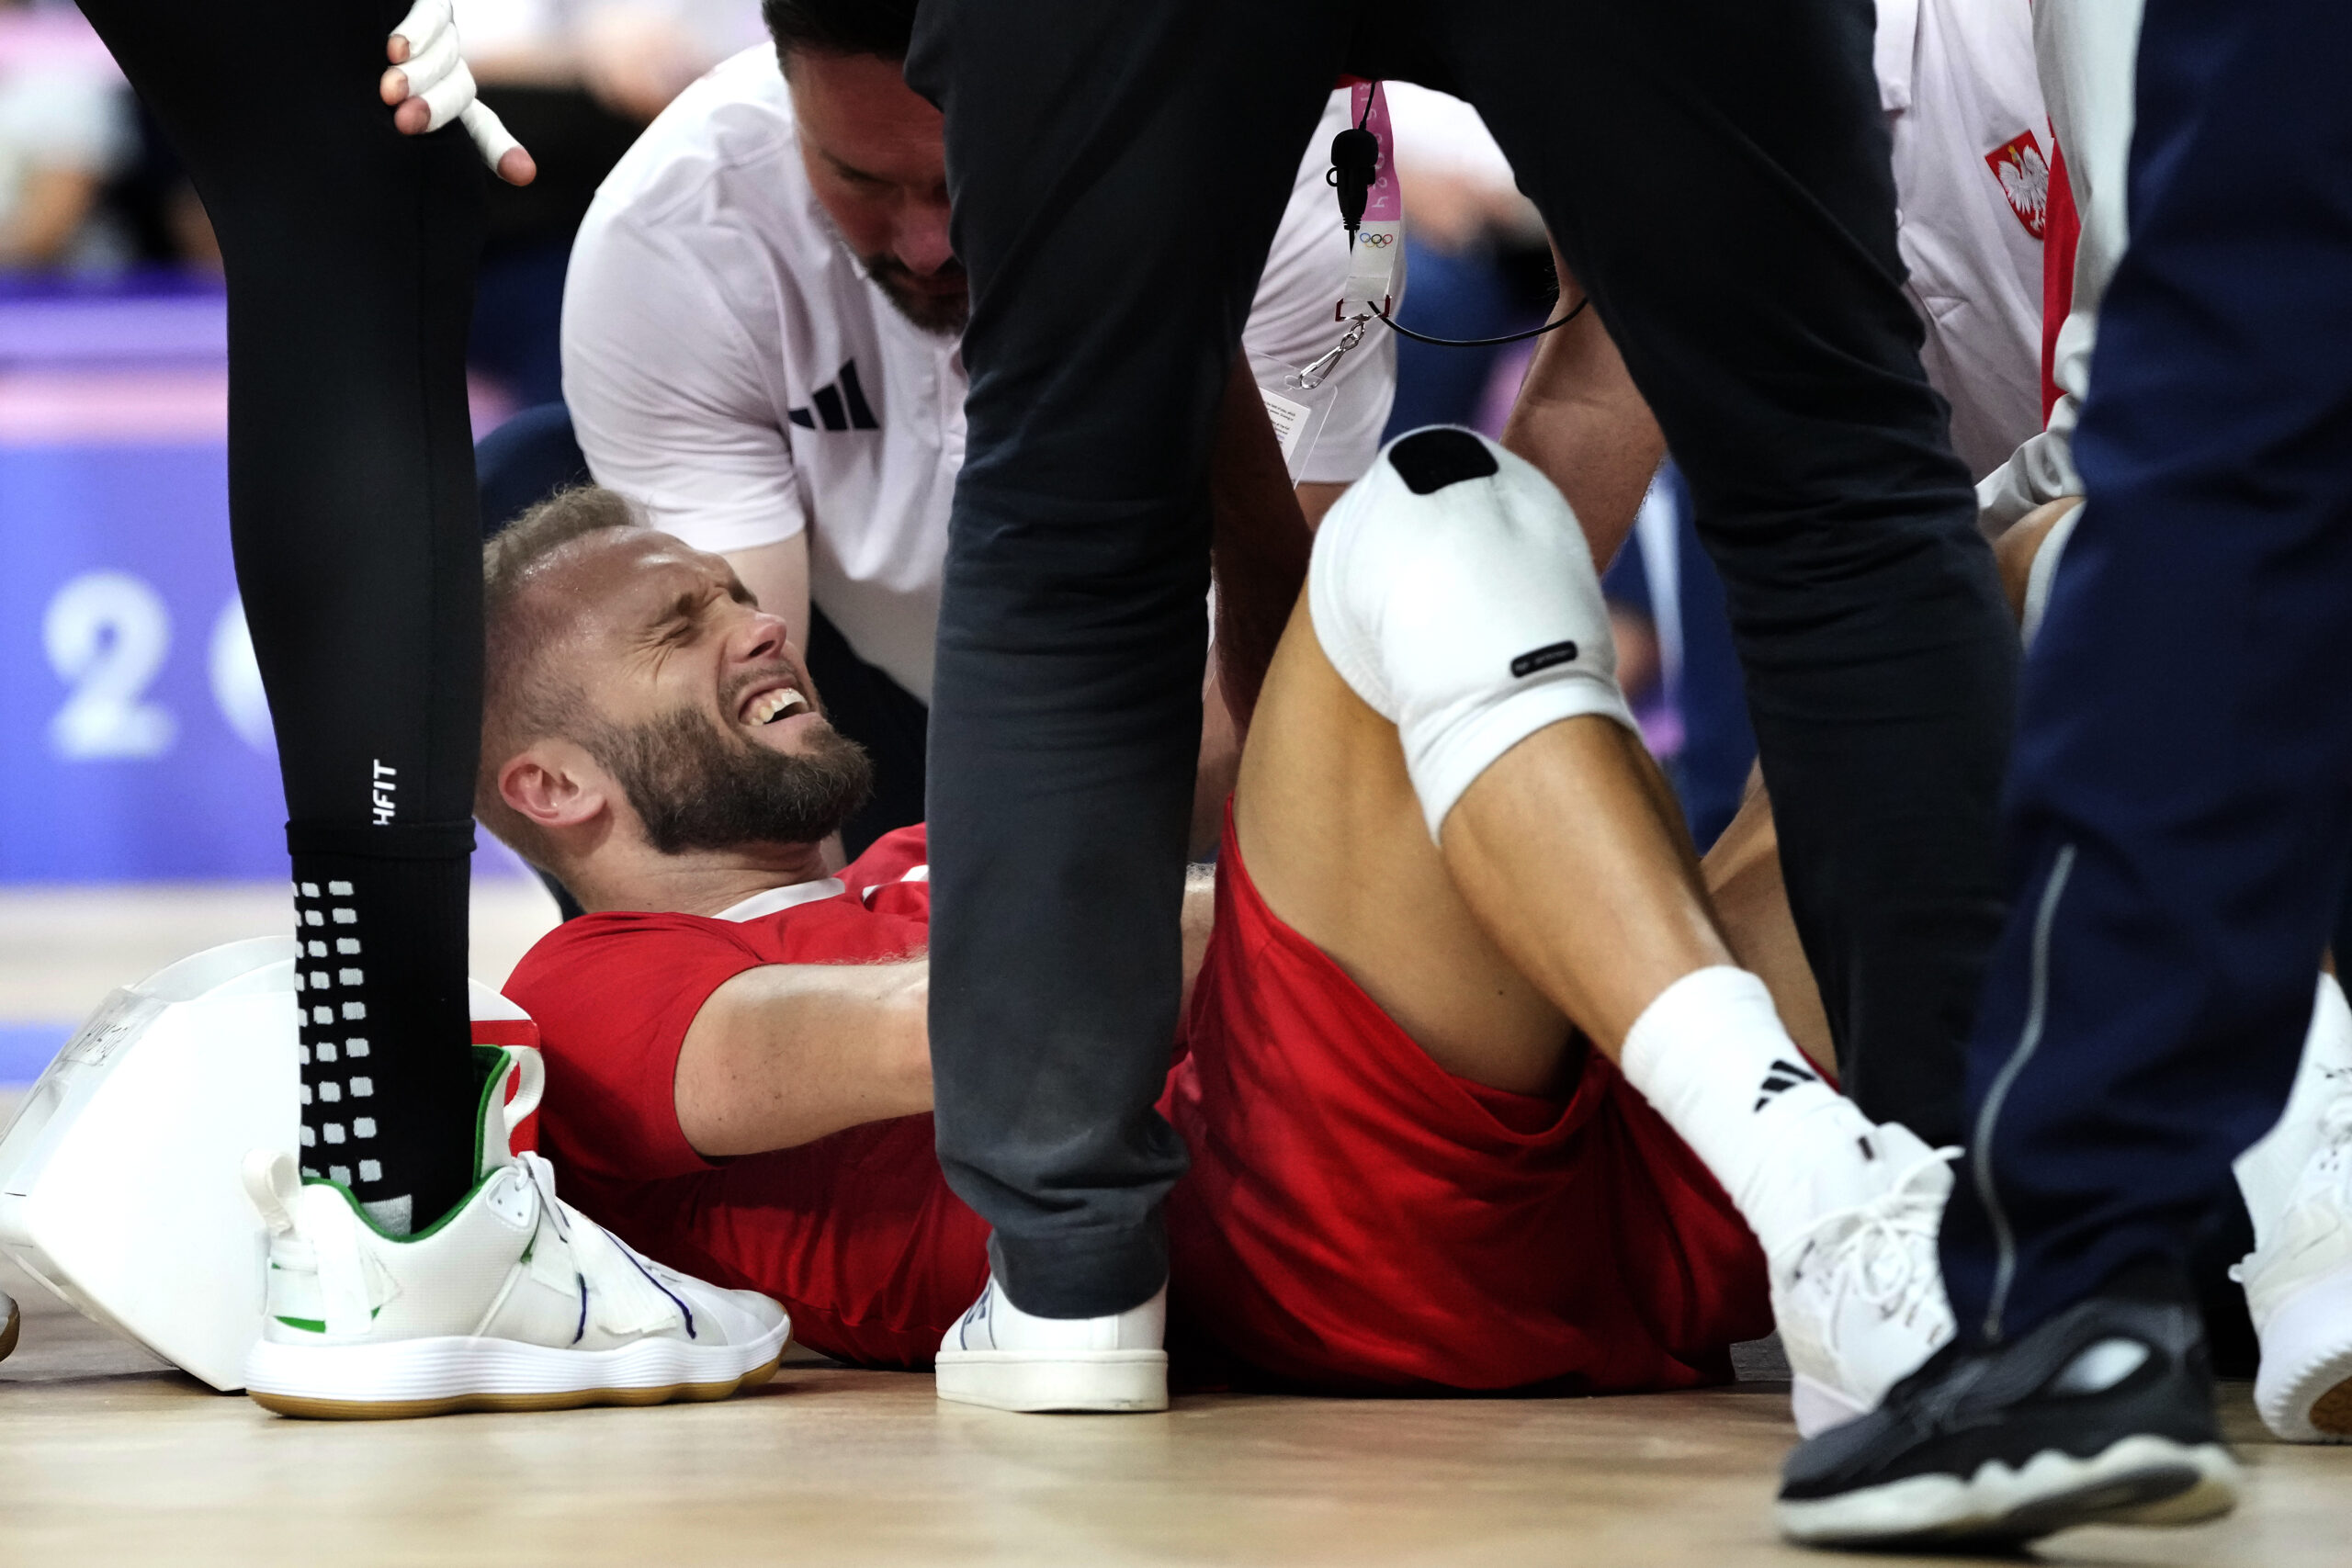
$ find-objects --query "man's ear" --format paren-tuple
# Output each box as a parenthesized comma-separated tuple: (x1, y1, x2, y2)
(498, 739, 610, 833)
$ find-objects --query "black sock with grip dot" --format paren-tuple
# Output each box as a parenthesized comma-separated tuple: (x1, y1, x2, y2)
(288, 822, 479, 1235)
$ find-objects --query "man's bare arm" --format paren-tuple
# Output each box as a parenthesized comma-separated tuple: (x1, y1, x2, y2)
(1210, 355, 1316, 736)
(675, 960, 932, 1157)
(1294, 480, 1348, 530)
(1499, 243, 1666, 570)
(1178, 864, 1217, 1034)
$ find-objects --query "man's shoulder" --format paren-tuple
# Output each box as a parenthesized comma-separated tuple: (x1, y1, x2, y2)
(507, 859, 933, 1011)
(584, 46, 816, 245)
(841, 825, 930, 892)
(507, 908, 756, 1008)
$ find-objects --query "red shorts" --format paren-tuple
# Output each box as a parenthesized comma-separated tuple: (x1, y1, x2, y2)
(1159, 813, 1772, 1394)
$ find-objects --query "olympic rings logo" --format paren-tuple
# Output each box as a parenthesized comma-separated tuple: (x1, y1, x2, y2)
(1356, 231, 1396, 248)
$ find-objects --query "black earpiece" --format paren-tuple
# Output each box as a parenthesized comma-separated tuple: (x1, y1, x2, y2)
(1329, 124, 1379, 248)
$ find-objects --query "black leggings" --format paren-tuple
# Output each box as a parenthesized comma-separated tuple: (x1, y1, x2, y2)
(77, 0, 485, 1225)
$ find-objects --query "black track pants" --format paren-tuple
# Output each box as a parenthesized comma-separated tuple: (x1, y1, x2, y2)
(77, 0, 486, 1226)
(907, 0, 2014, 1316)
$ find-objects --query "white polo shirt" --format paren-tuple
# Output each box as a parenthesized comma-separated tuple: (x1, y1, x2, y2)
(563, 48, 1396, 704)
(1876, 0, 2049, 482)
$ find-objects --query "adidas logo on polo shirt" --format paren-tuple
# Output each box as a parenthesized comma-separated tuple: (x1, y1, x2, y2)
(787, 360, 880, 432)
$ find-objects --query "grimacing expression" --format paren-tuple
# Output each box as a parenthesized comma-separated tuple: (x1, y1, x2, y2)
(787, 48, 967, 335)
(561, 533, 872, 852)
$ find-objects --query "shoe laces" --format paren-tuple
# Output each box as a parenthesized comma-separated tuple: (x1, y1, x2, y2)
(1791, 1147, 1959, 1330)
(514, 1150, 576, 1242)
(510, 1149, 690, 1337)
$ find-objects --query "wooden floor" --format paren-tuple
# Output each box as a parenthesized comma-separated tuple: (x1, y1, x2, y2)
(0, 1264, 2339, 1568)
(3, 886, 2346, 1564)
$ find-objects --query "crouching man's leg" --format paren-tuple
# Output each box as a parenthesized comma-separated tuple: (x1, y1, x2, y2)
(1236, 429, 1952, 1427)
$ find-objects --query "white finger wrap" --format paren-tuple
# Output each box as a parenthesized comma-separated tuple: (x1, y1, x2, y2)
(390, 0, 455, 61)
(1307, 427, 1636, 841)
(397, 26, 465, 103)
(414, 59, 478, 133)
(460, 102, 521, 169)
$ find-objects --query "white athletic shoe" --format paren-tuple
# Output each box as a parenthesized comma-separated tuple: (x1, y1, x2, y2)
(241, 1046, 788, 1418)
(2238, 1085, 2352, 1441)
(1773, 1124, 1960, 1438)
(935, 1277, 1169, 1413)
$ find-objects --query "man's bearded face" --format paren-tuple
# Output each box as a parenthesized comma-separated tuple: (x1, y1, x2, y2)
(864, 250, 969, 336)
(589, 702, 873, 854)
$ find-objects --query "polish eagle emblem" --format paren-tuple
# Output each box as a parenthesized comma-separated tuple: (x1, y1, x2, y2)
(1985, 130, 2051, 240)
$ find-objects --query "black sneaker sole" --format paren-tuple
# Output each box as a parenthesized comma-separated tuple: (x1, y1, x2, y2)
(1776, 1434, 2238, 1549)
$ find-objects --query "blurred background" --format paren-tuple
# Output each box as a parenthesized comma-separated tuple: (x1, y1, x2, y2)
(0, 7, 1735, 1088)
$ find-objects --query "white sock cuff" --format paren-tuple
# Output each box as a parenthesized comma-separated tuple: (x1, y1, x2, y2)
(1619, 965, 1784, 1100)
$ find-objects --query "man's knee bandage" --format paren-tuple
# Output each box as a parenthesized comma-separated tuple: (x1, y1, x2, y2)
(1308, 428, 1638, 841)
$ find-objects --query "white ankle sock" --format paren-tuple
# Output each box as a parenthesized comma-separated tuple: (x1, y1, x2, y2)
(1618, 966, 1891, 1259)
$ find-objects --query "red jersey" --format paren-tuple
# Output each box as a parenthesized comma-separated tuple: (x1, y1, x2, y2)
(511, 819, 1769, 1390)
(506, 828, 989, 1368)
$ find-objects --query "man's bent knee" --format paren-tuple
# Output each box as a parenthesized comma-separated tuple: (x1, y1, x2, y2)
(1306, 428, 1637, 841)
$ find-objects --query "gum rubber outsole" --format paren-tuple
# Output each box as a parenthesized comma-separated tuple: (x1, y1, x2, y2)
(0, 1299, 18, 1363)
(2310, 1377, 2352, 1436)
(2253, 1264, 2352, 1440)
(248, 1351, 783, 1421)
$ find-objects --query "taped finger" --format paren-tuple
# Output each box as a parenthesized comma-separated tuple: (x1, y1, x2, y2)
(388, 0, 454, 64)
(413, 59, 478, 134)
(393, 22, 463, 100)
(460, 101, 526, 178)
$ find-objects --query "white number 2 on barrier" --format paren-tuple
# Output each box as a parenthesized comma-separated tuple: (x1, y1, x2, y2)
(40, 573, 273, 761)
(44, 571, 177, 760)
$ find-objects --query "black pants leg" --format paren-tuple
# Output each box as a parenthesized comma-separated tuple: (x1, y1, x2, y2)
(77, 0, 486, 1225)
(910, 0, 2008, 1314)
(1940, 0, 2352, 1344)
(1407, 0, 2015, 1146)
(907, 0, 1351, 1315)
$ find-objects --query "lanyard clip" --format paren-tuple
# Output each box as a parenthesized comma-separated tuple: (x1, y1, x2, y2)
(1295, 314, 1372, 391)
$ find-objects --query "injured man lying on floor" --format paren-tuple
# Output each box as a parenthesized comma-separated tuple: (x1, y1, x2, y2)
(473, 432, 1957, 1427)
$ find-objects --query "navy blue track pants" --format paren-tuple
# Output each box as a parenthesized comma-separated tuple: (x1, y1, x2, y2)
(1941, 0, 2352, 1345)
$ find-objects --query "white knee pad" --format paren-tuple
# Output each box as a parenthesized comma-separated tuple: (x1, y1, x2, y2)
(1308, 427, 1637, 841)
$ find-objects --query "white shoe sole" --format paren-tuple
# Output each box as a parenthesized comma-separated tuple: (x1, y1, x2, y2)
(243, 1320, 790, 1419)
(1778, 1435, 2238, 1548)
(934, 1348, 1169, 1413)
(2255, 1262, 2352, 1441)
(1791, 1372, 1869, 1438)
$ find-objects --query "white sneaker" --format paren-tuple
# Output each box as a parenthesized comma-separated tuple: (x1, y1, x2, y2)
(935, 1276, 1169, 1413)
(2239, 1085, 2352, 1441)
(1, 1290, 17, 1362)
(1772, 1124, 1959, 1438)
(242, 1046, 789, 1418)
